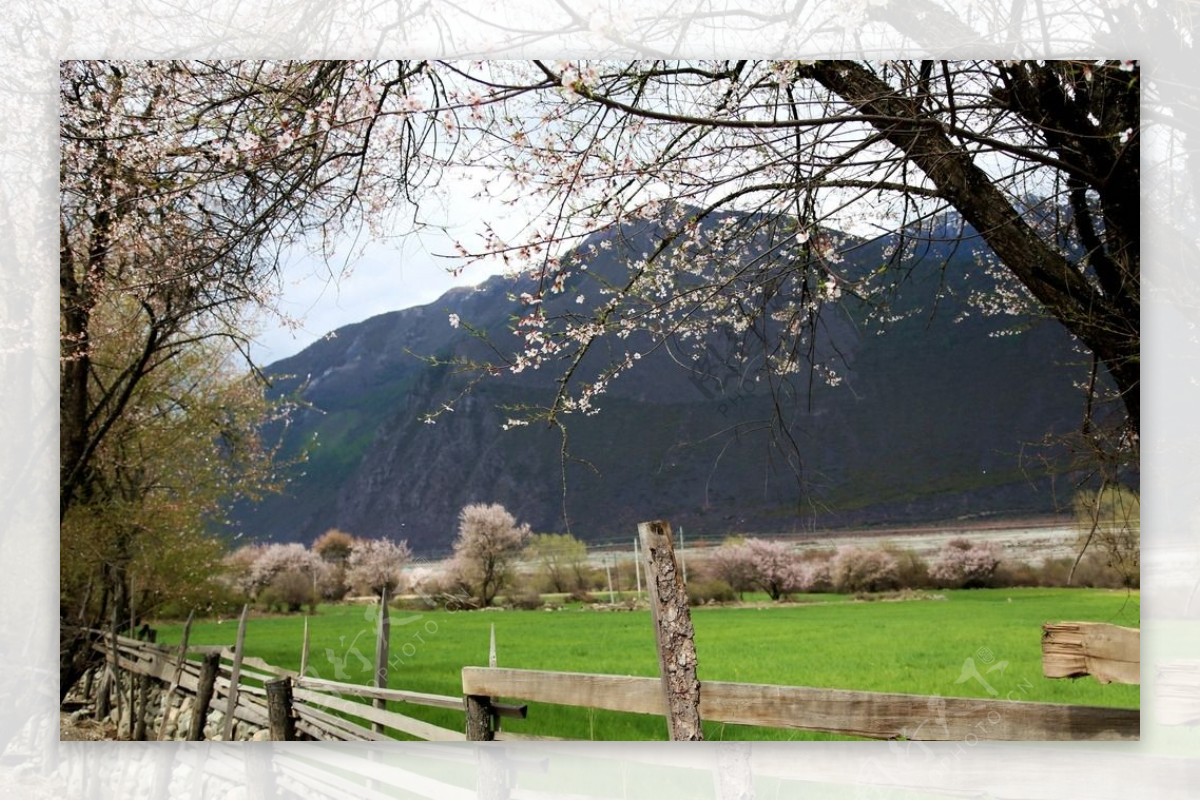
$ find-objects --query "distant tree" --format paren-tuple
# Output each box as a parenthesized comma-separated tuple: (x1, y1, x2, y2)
(58, 59, 442, 693)
(741, 539, 803, 601)
(451, 503, 531, 607)
(1072, 484, 1139, 589)
(221, 544, 266, 598)
(524, 533, 589, 593)
(346, 537, 413, 597)
(929, 538, 1002, 589)
(249, 543, 320, 596)
(830, 546, 901, 593)
(313, 529, 355, 565)
(708, 537, 756, 600)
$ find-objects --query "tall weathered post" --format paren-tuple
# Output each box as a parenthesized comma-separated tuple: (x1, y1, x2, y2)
(265, 678, 297, 741)
(373, 585, 391, 735)
(222, 604, 249, 741)
(638, 520, 703, 740)
(187, 651, 222, 741)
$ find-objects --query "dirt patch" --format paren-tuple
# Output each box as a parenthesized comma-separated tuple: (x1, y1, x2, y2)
(57, 711, 119, 741)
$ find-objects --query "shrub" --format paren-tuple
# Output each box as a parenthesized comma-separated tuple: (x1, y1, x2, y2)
(830, 546, 900, 593)
(929, 538, 1001, 589)
(260, 569, 314, 613)
(882, 544, 931, 589)
(687, 579, 737, 605)
(708, 538, 756, 598)
(1073, 484, 1140, 589)
(524, 533, 590, 593)
(796, 558, 833, 593)
(504, 591, 544, 610)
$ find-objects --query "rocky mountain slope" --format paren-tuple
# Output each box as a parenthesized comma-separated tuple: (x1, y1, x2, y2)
(228, 217, 1094, 555)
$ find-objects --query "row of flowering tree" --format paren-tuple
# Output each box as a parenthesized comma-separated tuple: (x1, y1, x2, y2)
(218, 503, 535, 612)
(707, 536, 1003, 600)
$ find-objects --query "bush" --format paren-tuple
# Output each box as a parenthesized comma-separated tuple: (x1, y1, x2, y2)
(504, 591, 544, 610)
(687, 579, 737, 605)
(929, 538, 1001, 589)
(566, 590, 598, 604)
(260, 569, 314, 613)
(830, 546, 900, 593)
(882, 544, 931, 589)
(796, 559, 833, 593)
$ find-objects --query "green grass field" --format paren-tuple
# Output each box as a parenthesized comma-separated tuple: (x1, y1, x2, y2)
(156, 588, 1139, 740)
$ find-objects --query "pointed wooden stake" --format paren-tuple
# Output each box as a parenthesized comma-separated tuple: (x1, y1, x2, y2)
(299, 616, 310, 678)
(223, 604, 249, 741)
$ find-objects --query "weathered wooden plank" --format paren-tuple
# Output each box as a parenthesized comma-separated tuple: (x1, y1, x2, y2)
(461, 667, 1139, 740)
(463, 667, 664, 715)
(293, 676, 463, 710)
(1042, 622, 1140, 685)
(293, 702, 390, 741)
(292, 687, 465, 741)
(696, 679, 1138, 741)
(241, 656, 296, 678)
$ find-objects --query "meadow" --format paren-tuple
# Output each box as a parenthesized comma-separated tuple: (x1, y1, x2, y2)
(156, 588, 1139, 741)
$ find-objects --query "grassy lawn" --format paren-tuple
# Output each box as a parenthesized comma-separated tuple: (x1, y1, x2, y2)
(156, 587, 1139, 740)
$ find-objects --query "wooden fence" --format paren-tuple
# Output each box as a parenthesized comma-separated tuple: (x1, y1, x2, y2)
(82, 616, 1139, 743)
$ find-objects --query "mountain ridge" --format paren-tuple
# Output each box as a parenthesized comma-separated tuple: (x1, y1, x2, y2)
(228, 218, 1094, 555)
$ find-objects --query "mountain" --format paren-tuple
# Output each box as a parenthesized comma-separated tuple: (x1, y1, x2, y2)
(227, 216, 1095, 556)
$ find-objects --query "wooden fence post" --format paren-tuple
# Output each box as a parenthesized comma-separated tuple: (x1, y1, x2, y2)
(223, 604, 249, 741)
(638, 520, 703, 741)
(157, 611, 194, 741)
(373, 585, 391, 736)
(266, 678, 297, 741)
(634, 538, 642, 597)
(187, 651, 222, 741)
(465, 694, 496, 741)
(133, 628, 156, 741)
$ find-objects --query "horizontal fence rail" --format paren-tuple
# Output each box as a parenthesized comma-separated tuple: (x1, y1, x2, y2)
(461, 666, 1139, 741)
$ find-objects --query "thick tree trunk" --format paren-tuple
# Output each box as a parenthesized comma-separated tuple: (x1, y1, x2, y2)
(804, 61, 1139, 437)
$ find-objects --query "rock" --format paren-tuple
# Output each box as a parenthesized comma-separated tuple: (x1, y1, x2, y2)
(250, 729, 271, 742)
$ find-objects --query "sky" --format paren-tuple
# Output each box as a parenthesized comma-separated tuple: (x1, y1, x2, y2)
(249, 181, 513, 366)
(251, 230, 482, 365)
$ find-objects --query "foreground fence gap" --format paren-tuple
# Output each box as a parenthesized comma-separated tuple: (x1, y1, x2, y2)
(639, 519, 703, 741)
